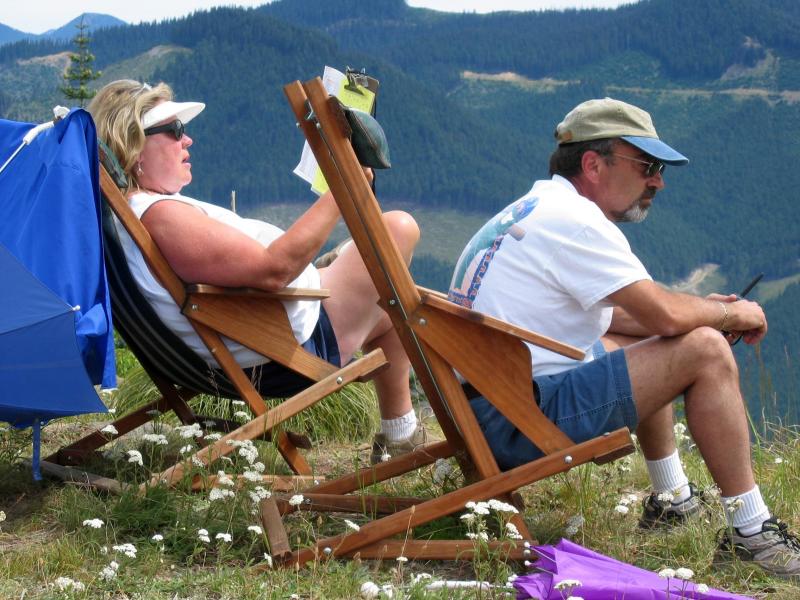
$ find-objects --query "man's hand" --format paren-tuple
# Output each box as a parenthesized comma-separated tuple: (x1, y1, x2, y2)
(706, 292, 767, 345)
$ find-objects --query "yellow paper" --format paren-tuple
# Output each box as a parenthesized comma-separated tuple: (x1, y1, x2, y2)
(310, 77, 375, 195)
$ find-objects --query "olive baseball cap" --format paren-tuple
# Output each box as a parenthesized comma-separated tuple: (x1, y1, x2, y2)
(555, 97, 688, 165)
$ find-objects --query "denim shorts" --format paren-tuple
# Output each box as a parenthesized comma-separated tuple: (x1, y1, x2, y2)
(243, 306, 341, 398)
(469, 343, 638, 471)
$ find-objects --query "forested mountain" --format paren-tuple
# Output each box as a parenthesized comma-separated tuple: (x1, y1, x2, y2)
(0, 13, 126, 46)
(0, 0, 798, 420)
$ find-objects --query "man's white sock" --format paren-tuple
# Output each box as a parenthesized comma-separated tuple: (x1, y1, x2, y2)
(646, 449, 691, 502)
(380, 409, 417, 442)
(722, 486, 770, 536)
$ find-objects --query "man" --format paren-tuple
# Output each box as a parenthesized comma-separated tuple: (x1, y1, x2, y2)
(448, 98, 800, 578)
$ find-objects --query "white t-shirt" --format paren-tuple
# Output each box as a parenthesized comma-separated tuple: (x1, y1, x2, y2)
(449, 175, 651, 376)
(115, 192, 321, 368)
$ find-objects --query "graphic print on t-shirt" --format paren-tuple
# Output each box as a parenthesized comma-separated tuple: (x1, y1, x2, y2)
(448, 197, 538, 308)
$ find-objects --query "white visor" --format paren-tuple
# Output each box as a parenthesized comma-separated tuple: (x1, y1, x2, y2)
(142, 100, 205, 129)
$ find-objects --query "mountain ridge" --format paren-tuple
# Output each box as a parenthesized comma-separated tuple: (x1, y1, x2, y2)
(0, 0, 797, 418)
(0, 13, 126, 46)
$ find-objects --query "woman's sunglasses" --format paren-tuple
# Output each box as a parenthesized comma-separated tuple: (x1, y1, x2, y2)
(144, 119, 185, 141)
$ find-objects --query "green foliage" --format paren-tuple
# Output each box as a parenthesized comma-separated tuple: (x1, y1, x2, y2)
(59, 18, 101, 107)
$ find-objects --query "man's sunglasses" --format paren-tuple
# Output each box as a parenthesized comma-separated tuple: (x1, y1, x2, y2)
(144, 119, 185, 141)
(611, 153, 665, 178)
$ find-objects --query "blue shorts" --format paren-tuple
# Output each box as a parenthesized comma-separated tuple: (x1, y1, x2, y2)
(469, 343, 638, 471)
(244, 306, 341, 398)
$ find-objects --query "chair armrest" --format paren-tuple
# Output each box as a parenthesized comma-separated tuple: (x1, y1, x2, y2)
(418, 288, 585, 361)
(186, 284, 330, 301)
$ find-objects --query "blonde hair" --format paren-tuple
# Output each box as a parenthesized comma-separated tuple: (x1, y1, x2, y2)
(88, 79, 173, 191)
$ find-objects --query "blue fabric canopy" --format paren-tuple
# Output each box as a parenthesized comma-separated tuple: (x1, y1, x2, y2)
(0, 109, 113, 433)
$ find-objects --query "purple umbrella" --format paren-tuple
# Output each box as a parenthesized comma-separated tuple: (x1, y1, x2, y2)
(514, 539, 752, 600)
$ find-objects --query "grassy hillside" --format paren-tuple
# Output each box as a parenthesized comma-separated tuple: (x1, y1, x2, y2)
(2, 374, 800, 597)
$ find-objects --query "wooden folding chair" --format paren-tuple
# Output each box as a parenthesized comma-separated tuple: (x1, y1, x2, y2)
(42, 142, 388, 510)
(275, 77, 635, 566)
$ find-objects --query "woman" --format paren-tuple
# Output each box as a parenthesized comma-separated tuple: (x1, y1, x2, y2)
(88, 80, 424, 463)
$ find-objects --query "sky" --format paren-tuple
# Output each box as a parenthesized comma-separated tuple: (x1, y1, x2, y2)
(1, 0, 634, 35)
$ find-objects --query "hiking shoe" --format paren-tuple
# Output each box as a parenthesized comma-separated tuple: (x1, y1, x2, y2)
(715, 517, 800, 579)
(639, 483, 705, 529)
(369, 424, 428, 465)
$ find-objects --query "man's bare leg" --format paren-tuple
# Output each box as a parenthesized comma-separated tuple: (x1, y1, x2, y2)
(623, 326, 754, 496)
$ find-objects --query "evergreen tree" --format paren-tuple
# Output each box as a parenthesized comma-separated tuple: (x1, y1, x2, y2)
(60, 17, 101, 107)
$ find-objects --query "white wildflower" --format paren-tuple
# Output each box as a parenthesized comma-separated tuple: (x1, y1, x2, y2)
(126, 450, 143, 466)
(675, 567, 694, 580)
(251, 461, 266, 473)
(233, 410, 250, 421)
(345, 519, 360, 532)
(176, 423, 203, 438)
(179, 444, 194, 454)
(216, 471, 235, 487)
(191, 456, 205, 468)
(488, 499, 518, 513)
(673, 422, 687, 435)
(247, 525, 263, 535)
(566, 515, 585, 531)
(466, 531, 489, 541)
(470, 501, 490, 515)
(396, 555, 408, 563)
(197, 529, 210, 543)
(202, 419, 217, 428)
(243, 470, 262, 482)
(432, 458, 453, 484)
(696, 583, 709, 593)
(99, 565, 117, 581)
(141, 433, 169, 446)
(460, 513, 476, 523)
(151, 533, 164, 542)
(238, 444, 258, 464)
(505, 522, 523, 539)
(725, 498, 744, 513)
(100, 424, 118, 435)
(216, 532, 232, 543)
(54, 576, 85, 592)
(263, 553, 273, 568)
(658, 568, 676, 578)
(657, 492, 675, 503)
(775, 456, 784, 464)
(249, 487, 271, 504)
(0, 510, 5, 523)
(554, 579, 582, 590)
(113, 543, 137, 558)
(203, 432, 222, 441)
(231, 400, 246, 406)
(209, 488, 235, 501)
(82, 518, 104, 529)
(288, 494, 304, 506)
(614, 504, 629, 515)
